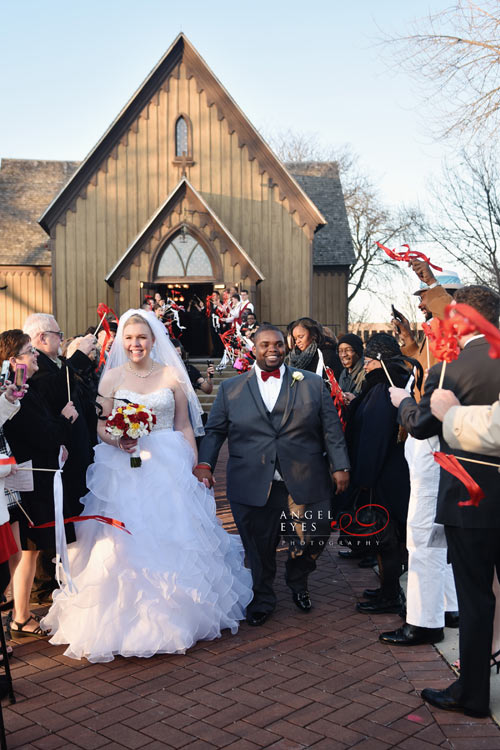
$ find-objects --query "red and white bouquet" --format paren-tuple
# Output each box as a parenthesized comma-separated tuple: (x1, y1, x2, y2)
(105, 403, 156, 467)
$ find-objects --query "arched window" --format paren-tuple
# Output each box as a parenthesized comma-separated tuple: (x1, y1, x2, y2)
(156, 230, 212, 278)
(175, 116, 189, 157)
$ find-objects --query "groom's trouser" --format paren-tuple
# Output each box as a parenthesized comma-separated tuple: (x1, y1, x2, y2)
(231, 481, 331, 615)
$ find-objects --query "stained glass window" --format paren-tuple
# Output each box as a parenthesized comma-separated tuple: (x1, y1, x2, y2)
(157, 231, 212, 277)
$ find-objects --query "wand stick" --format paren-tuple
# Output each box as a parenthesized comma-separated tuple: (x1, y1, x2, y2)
(426, 338, 430, 370)
(66, 366, 71, 403)
(457, 456, 500, 469)
(16, 467, 62, 473)
(377, 354, 395, 387)
(94, 313, 107, 337)
(438, 360, 447, 388)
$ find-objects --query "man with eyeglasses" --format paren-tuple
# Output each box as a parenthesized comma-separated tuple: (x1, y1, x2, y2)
(22, 314, 97, 606)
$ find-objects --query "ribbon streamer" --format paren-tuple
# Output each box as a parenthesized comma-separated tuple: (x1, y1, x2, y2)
(433, 451, 485, 507)
(445, 303, 500, 360)
(376, 241, 443, 271)
(31, 515, 131, 534)
(53, 447, 75, 592)
(324, 367, 346, 431)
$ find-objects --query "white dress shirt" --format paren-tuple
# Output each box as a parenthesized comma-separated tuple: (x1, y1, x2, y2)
(254, 363, 286, 480)
(254, 363, 285, 412)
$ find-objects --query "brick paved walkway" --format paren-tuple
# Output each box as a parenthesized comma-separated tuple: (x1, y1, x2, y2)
(3, 446, 500, 749)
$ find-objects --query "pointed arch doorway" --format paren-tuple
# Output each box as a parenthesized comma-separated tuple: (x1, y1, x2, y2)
(141, 226, 221, 356)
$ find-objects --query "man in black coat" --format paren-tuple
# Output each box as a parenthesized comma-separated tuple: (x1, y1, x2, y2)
(23, 314, 97, 602)
(194, 325, 350, 626)
(390, 285, 500, 718)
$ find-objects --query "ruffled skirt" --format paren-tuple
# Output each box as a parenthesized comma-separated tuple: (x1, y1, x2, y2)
(42, 429, 253, 662)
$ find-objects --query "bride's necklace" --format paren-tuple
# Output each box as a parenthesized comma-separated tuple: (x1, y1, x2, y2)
(127, 360, 155, 378)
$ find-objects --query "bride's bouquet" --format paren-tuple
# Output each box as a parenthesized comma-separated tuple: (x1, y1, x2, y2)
(105, 403, 156, 467)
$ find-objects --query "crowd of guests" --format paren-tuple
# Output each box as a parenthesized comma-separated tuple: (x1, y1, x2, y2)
(0, 266, 498, 720)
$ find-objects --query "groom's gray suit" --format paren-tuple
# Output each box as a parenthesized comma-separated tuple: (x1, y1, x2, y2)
(199, 364, 350, 615)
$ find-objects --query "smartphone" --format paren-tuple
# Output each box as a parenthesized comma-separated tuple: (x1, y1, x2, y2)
(12, 363, 27, 397)
(206, 359, 213, 378)
(391, 304, 404, 323)
(0, 360, 10, 387)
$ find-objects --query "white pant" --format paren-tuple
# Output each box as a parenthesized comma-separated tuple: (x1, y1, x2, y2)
(405, 435, 458, 628)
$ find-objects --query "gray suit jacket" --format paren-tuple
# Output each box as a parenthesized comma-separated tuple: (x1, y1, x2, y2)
(198, 365, 350, 507)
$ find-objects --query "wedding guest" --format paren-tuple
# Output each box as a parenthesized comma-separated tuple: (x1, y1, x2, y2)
(0, 330, 78, 637)
(0, 383, 27, 598)
(171, 340, 214, 395)
(338, 334, 365, 403)
(381, 262, 460, 647)
(346, 333, 413, 616)
(288, 318, 342, 385)
(239, 290, 254, 316)
(209, 291, 224, 357)
(391, 285, 500, 718)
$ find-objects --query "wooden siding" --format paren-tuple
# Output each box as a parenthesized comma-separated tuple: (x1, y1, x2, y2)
(0, 266, 52, 330)
(312, 266, 349, 336)
(52, 62, 314, 335)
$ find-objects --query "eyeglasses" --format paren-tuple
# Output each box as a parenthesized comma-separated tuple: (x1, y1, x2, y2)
(45, 330, 64, 340)
(338, 348, 355, 355)
(17, 347, 38, 356)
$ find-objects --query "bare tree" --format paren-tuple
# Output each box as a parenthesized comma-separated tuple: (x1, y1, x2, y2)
(386, 1, 500, 141)
(266, 129, 423, 304)
(418, 149, 500, 292)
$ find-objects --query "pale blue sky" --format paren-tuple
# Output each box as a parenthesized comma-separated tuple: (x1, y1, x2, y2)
(1, 0, 452, 211)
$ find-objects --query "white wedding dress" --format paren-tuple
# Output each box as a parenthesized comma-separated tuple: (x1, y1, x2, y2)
(42, 387, 253, 663)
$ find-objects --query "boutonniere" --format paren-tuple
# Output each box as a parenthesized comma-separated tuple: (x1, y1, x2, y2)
(291, 371, 304, 387)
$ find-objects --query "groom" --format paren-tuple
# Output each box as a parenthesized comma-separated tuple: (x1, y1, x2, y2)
(194, 325, 350, 626)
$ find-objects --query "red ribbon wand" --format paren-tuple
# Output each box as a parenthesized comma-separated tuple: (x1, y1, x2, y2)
(376, 242, 443, 271)
(422, 318, 460, 387)
(445, 303, 500, 360)
(324, 367, 346, 431)
(95, 303, 119, 372)
(433, 451, 486, 507)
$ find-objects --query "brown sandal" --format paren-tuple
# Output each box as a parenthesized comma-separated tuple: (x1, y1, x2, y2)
(7, 614, 48, 640)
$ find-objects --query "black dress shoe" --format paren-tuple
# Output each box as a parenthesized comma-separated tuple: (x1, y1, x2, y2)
(246, 611, 268, 627)
(444, 611, 459, 628)
(363, 585, 405, 601)
(356, 595, 405, 615)
(379, 623, 444, 646)
(292, 592, 312, 612)
(358, 555, 377, 568)
(421, 687, 489, 718)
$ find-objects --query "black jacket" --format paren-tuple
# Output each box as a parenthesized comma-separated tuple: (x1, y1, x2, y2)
(346, 364, 411, 524)
(398, 337, 500, 528)
(4, 380, 75, 548)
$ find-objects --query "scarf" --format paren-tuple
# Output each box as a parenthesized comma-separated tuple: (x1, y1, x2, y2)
(288, 341, 318, 370)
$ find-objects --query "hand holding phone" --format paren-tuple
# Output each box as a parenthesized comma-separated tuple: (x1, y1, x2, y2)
(12, 363, 27, 399)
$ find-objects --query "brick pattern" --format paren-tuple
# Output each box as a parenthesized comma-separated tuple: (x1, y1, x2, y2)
(3, 446, 500, 749)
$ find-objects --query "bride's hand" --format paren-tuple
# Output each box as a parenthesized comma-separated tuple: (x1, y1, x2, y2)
(119, 437, 138, 454)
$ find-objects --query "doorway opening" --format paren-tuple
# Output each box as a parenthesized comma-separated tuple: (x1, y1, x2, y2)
(140, 281, 214, 357)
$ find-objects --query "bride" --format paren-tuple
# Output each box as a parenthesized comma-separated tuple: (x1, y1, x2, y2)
(42, 309, 252, 662)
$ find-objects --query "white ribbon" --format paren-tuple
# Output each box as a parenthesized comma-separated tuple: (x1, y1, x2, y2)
(316, 348, 325, 376)
(54, 446, 76, 594)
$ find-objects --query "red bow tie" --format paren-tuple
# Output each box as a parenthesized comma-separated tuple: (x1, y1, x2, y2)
(261, 369, 281, 382)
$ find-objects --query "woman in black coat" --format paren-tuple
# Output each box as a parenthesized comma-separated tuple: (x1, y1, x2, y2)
(0, 330, 78, 638)
(342, 333, 415, 615)
(288, 317, 343, 383)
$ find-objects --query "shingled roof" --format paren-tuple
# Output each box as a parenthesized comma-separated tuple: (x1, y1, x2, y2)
(0, 159, 78, 265)
(289, 162, 355, 266)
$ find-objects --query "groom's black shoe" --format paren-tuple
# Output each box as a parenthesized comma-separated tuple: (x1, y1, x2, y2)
(293, 592, 312, 612)
(246, 611, 268, 627)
